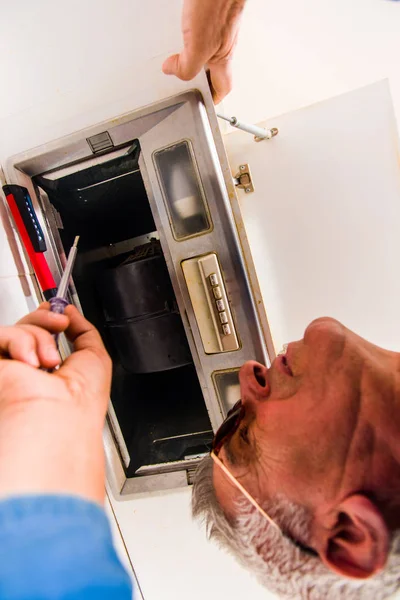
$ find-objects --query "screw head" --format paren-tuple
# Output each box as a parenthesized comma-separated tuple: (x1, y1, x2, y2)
(240, 165, 245, 171)
(245, 187, 251, 193)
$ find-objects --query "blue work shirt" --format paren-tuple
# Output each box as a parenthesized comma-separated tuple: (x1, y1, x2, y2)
(0, 495, 132, 600)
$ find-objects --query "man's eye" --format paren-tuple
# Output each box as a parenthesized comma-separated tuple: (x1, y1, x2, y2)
(239, 426, 250, 444)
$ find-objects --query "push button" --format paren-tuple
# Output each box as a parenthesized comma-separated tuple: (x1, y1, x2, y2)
(212, 286, 222, 300)
(209, 273, 218, 286)
(222, 323, 231, 336)
(216, 299, 225, 312)
(182, 252, 239, 353)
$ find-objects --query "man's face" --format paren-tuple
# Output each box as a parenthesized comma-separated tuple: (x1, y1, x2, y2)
(213, 317, 388, 516)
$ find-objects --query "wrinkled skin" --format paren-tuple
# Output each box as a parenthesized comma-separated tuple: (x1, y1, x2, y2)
(213, 318, 400, 578)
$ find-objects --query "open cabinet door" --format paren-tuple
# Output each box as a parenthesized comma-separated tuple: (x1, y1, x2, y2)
(224, 81, 400, 353)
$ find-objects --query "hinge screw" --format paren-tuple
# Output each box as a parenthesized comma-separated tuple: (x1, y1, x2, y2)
(245, 187, 251, 193)
(240, 165, 245, 171)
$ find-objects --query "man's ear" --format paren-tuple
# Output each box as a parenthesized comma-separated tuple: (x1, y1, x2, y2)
(314, 494, 389, 579)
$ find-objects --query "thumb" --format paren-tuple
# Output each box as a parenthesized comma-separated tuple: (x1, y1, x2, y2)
(162, 53, 181, 76)
(208, 61, 233, 104)
(58, 305, 112, 396)
(162, 50, 204, 81)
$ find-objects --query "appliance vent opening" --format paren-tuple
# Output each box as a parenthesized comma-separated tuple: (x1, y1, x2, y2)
(87, 131, 114, 154)
(36, 137, 213, 481)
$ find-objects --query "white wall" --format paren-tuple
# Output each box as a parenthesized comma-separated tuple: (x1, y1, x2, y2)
(105, 496, 143, 600)
(109, 487, 276, 600)
(221, 0, 400, 128)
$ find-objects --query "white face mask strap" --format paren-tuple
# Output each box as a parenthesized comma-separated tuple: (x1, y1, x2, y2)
(210, 451, 280, 531)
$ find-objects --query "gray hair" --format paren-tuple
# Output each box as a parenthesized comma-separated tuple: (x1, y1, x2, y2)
(192, 455, 400, 599)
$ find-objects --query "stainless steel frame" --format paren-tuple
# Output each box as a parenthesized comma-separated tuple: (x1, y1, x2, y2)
(5, 90, 270, 498)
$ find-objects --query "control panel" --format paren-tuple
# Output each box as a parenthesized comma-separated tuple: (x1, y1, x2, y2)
(182, 253, 239, 354)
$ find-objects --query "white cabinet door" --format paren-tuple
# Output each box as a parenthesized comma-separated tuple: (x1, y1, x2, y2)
(224, 81, 400, 353)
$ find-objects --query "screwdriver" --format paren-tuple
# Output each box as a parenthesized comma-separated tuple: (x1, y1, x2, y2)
(48, 236, 80, 361)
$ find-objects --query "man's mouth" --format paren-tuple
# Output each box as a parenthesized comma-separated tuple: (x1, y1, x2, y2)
(276, 344, 293, 376)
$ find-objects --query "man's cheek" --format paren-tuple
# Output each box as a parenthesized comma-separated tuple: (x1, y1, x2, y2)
(269, 376, 299, 399)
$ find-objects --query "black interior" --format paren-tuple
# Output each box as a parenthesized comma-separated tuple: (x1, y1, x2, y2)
(35, 143, 213, 476)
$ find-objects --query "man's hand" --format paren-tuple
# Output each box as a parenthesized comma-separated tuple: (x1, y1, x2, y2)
(162, 0, 246, 104)
(0, 304, 112, 503)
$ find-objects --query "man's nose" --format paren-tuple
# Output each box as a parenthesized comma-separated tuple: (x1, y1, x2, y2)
(239, 361, 270, 406)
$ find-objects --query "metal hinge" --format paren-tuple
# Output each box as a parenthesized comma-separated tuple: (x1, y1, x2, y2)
(234, 163, 254, 194)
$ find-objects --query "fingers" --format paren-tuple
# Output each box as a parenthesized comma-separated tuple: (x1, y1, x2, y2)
(162, 53, 182, 77)
(162, 49, 205, 81)
(207, 61, 233, 104)
(11, 303, 69, 368)
(163, 48, 233, 104)
(59, 305, 112, 393)
(63, 305, 106, 355)
(18, 302, 69, 334)
(163, 52, 233, 104)
(0, 324, 61, 368)
(162, 0, 241, 101)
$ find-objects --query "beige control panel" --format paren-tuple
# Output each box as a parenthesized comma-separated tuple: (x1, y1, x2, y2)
(182, 253, 239, 354)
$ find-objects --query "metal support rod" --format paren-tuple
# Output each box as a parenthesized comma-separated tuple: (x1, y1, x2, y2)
(217, 113, 278, 140)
